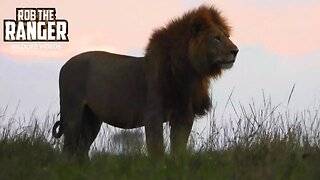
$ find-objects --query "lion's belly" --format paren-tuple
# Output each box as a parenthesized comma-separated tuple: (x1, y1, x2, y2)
(87, 98, 146, 129)
(100, 109, 145, 129)
(85, 52, 147, 129)
(86, 74, 146, 129)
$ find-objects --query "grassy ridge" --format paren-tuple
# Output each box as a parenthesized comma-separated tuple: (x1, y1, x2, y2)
(0, 99, 320, 179)
(1, 134, 320, 179)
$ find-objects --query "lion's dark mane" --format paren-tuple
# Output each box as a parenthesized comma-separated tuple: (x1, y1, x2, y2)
(145, 6, 230, 118)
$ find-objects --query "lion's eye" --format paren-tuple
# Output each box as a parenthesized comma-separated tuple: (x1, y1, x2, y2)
(214, 36, 222, 43)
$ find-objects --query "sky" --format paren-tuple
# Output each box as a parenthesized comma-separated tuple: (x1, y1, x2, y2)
(0, 0, 320, 129)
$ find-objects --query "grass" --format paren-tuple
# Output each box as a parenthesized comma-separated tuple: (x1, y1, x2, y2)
(0, 96, 320, 179)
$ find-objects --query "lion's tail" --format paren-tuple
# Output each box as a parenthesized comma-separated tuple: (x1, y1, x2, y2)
(52, 113, 63, 138)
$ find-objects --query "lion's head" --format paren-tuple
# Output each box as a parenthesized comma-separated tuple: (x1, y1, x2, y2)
(187, 6, 238, 77)
(146, 5, 238, 79)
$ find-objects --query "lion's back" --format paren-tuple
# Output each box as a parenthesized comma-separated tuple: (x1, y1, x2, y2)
(60, 51, 145, 92)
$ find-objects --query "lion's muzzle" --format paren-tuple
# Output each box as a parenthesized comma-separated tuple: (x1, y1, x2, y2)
(230, 47, 239, 58)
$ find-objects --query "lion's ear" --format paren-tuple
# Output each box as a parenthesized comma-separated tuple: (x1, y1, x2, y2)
(190, 16, 210, 36)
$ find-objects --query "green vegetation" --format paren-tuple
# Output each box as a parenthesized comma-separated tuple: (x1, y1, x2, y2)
(0, 98, 320, 180)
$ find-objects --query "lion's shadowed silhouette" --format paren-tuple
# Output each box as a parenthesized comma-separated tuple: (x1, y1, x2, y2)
(52, 5, 238, 158)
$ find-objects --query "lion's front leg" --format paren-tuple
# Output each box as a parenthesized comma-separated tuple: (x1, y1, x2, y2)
(144, 68, 165, 157)
(170, 113, 194, 155)
(145, 119, 164, 157)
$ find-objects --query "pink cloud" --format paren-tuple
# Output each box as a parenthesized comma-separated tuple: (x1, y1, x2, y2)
(0, 0, 319, 60)
(0, 0, 184, 60)
(213, 0, 320, 57)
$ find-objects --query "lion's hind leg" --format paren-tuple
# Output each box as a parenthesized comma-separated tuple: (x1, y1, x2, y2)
(61, 103, 83, 157)
(77, 105, 102, 157)
(62, 104, 101, 158)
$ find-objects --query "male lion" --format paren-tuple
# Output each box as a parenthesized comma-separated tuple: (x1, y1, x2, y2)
(52, 5, 238, 157)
